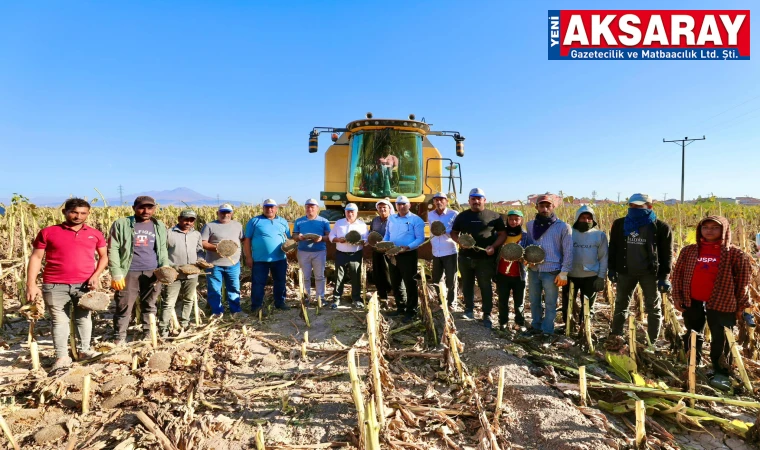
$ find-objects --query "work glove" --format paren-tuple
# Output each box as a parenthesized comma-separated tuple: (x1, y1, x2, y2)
(554, 272, 568, 287)
(607, 270, 618, 284)
(743, 309, 756, 327)
(657, 279, 672, 294)
(593, 277, 605, 292)
(111, 278, 126, 291)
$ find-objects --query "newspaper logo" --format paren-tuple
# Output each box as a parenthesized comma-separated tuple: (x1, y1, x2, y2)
(548, 10, 750, 60)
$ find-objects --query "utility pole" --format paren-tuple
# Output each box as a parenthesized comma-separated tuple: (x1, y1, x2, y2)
(118, 185, 124, 205)
(663, 193, 667, 202)
(217, 194, 220, 205)
(617, 192, 620, 204)
(663, 136, 705, 204)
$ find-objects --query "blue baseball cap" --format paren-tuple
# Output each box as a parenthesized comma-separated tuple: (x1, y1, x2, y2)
(469, 188, 485, 198)
(263, 199, 277, 207)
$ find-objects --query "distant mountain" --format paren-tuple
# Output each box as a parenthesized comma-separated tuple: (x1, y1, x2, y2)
(1, 188, 243, 207)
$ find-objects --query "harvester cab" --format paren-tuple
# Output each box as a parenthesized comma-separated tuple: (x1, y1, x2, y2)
(309, 113, 465, 223)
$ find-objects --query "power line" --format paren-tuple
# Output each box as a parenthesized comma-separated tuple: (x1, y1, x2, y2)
(663, 136, 706, 204)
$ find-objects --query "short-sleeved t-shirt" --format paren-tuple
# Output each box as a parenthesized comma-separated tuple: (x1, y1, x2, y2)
(32, 224, 106, 284)
(452, 209, 506, 259)
(293, 216, 331, 252)
(244, 215, 291, 262)
(201, 220, 244, 266)
(130, 220, 158, 271)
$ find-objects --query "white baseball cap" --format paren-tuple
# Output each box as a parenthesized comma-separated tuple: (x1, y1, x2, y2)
(345, 203, 358, 211)
(263, 199, 277, 207)
(396, 195, 410, 204)
(469, 188, 485, 198)
(433, 192, 447, 199)
(305, 198, 319, 206)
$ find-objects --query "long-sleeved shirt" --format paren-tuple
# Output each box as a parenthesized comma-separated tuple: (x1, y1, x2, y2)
(525, 219, 573, 273)
(329, 218, 368, 253)
(428, 208, 458, 257)
(167, 226, 204, 279)
(384, 212, 425, 250)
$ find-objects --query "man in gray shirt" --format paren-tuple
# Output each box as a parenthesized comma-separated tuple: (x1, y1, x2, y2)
(160, 209, 204, 335)
(201, 204, 244, 318)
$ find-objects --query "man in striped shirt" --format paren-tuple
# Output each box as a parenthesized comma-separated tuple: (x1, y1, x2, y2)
(525, 194, 573, 337)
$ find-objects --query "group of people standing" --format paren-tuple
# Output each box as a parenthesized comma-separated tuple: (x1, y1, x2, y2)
(26, 191, 757, 391)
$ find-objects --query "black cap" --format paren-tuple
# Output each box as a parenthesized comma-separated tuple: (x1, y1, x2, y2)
(133, 196, 156, 207)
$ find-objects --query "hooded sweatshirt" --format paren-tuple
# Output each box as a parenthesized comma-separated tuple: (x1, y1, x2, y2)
(568, 205, 609, 279)
(672, 215, 754, 313)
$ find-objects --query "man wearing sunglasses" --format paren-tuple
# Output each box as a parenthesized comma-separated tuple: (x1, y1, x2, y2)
(159, 209, 204, 336)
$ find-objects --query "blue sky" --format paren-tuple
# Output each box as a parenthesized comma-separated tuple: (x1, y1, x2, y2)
(1, 1, 758, 205)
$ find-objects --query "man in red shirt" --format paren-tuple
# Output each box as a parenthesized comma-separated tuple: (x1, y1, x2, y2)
(27, 198, 108, 370)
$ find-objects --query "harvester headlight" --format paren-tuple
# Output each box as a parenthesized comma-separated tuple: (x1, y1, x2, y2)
(332, 195, 341, 201)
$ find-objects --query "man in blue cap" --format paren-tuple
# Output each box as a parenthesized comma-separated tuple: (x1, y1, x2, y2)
(243, 199, 292, 315)
(293, 199, 331, 305)
(428, 192, 459, 309)
(201, 203, 244, 319)
(384, 195, 426, 321)
(329, 203, 368, 309)
(451, 188, 507, 328)
(606, 193, 673, 349)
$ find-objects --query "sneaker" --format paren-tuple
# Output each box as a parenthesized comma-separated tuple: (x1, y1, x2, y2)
(483, 318, 492, 329)
(210, 313, 224, 321)
(330, 302, 339, 310)
(521, 328, 542, 337)
(402, 312, 416, 323)
(387, 310, 405, 317)
(353, 301, 365, 310)
(463, 310, 475, 320)
(79, 349, 100, 359)
(709, 374, 732, 392)
(51, 356, 73, 371)
(274, 303, 291, 311)
(499, 322, 509, 332)
(114, 339, 126, 347)
(231, 312, 249, 320)
(743, 312, 756, 327)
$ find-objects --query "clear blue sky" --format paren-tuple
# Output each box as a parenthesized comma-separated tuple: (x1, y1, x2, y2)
(1, 1, 758, 205)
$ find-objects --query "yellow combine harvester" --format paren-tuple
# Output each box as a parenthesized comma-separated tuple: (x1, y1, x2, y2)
(309, 112, 465, 224)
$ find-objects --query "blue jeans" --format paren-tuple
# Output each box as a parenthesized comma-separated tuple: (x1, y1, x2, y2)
(528, 270, 560, 334)
(206, 263, 241, 314)
(252, 259, 288, 309)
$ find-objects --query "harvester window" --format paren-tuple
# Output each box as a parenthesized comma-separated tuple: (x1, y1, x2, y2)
(349, 130, 422, 199)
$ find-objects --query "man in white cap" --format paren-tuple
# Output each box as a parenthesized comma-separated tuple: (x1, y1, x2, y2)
(201, 203, 244, 319)
(369, 198, 394, 305)
(427, 192, 459, 309)
(329, 203, 368, 309)
(384, 195, 426, 321)
(451, 188, 507, 328)
(243, 199, 292, 315)
(606, 193, 673, 349)
(293, 199, 331, 305)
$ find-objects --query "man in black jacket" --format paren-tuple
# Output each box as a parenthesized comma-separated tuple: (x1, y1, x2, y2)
(606, 193, 673, 348)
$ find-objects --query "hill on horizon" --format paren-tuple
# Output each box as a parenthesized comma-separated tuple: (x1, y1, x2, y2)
(1, 187, 245, 207)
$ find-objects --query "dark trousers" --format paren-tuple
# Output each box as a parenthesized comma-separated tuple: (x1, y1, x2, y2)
(388, 250, 419, 314)
(459, 255, 496, 316)
(371, 250, 392, 300)
(707, 309, 736, 376)
(114, 270, 160, 341)
(252, 259, 288, 309)
(432, 254, 458, 307)
(610, 272, 662, 342)
(682, 300, 707, 365)
(561, 276, 599, 323)
(335, 250, 363, 302)
(495, 274, 525, 326)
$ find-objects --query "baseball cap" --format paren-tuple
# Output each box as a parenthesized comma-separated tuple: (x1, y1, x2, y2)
(535, 194, 555, 205)
(345, 203, 358, 211)
(179, 209, 197, 218)
(305, 198, 319, 206)
(629, 193, 652, 205)
(433, 192, 448, 199)
(469, 188, 485, 198)
(263, 199, 277, 207)
(396, 195, 410, 204)
(375, 198, 392, 209)
(133, 196, 156, 207)
(218, 203, 234, 212)
(507, 210, 524, 217)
